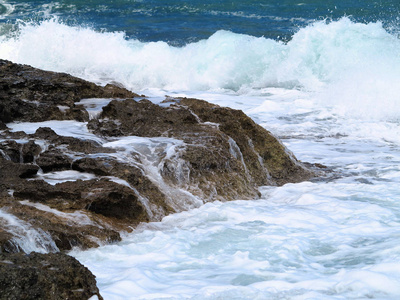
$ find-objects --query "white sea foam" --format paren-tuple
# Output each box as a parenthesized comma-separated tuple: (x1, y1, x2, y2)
(71, 180, 400, 299)
(78, 98, 115, 119)
(33, 170, 97, 185)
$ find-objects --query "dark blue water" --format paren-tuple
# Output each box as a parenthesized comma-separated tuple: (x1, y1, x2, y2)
(1, 0, 399, 45)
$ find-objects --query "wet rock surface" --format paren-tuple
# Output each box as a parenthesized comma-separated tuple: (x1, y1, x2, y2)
(0, 59, 322, 251)
(88, 96, 315, 198)
(0, 252, 103, 300)
(0, 60, 324, 299)
(0, 59, 137, 123)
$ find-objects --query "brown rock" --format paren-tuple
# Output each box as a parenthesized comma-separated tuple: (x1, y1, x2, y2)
(35, 148, 73, 173)
(0, 156, 39, 182)
(0, 252, 103, 300)
(177, 97, 313, 185)
(0, 229, 18, 253)
(88, 97, 315, 203)
(0, 59, 137, 123)
(0, 60, 323, 260)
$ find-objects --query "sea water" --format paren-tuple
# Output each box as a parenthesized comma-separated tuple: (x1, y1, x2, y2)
(1, 1, 400, 299)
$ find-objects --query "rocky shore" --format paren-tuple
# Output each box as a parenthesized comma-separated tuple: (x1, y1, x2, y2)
(0, 59, 322, 299)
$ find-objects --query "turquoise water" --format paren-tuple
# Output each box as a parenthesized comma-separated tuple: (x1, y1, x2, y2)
(2, 1, 400, 299)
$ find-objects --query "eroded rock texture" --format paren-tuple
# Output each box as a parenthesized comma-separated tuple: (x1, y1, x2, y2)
(0, 58, 137, 125)
(0, 252, 103, 300)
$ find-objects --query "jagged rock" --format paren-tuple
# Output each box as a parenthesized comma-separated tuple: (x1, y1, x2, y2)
(0, 121, 6, 130)
(21, 140, 42, 163)
(0, 140, 21, 163)
(0, 156, 39, 183)
(5, 178, 150, 250)
(32, 127, 60, 140)
(88, 98, 199, 137)
(0, 134, 152, 250)
(71, 157, 174, 216)
(88, 97, 315, 202)
(35, 148, 73, 173)
(88, 99, 256, 201)
(0, 58, 147, 253)
(0, 252, 103, 300)
(0, 229, 18, 253)
(0, 192, 123, 252)
(32, 127, 115, 155)
(0, 59, 137, 123)
(177, 97, 312, 185)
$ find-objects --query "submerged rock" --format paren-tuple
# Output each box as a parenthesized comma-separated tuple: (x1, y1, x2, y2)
(0, 252, 103, 300)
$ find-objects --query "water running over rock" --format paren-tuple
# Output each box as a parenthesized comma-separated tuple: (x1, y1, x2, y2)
(0, 59, 322, 247)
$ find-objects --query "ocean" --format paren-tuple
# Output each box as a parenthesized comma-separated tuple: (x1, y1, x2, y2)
(1, 0, 400, 299)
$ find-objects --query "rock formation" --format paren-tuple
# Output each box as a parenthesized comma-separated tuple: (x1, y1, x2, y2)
(0, 58, 136, 125)
(0, 59, 320, 253)
(0, 59, 323, 298)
